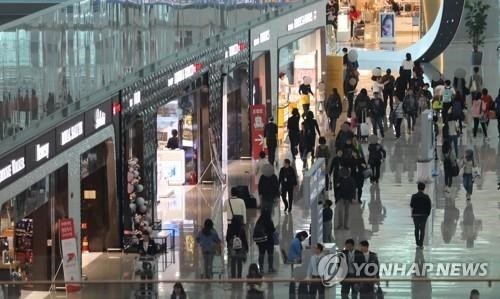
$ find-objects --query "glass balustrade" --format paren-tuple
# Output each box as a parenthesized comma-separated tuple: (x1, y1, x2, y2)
(0, 0, 314, 143)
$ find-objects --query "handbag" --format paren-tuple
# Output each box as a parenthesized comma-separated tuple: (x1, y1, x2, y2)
(272, 231, 280, 245)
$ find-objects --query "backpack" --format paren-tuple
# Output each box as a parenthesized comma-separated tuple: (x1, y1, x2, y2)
(442, 87, 453, 103)
(231, 235, 243, 251)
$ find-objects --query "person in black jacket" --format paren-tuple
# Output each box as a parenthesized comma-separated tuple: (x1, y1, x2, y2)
(278, 159, 298, 213)
(264, 117, 278, 165)
(302, 111, 321, 170)
(137, 231, 157, 256)
(368, 135, 386, 184)
(330, 149, 343, 202)
(341, 239, 364, 298)
(358, 240, 379, 297)
(253, 211, 276, 273)
(351, 151, 367, 203)
(326, 88, 343, 135)
(258, 164, 279, 214)
(336, 168, 356, 230)
(287, 108, 301, 158)
(226, 217, 249, 278)
(410, 182, 432, 249)
(354, 88, 370, 124)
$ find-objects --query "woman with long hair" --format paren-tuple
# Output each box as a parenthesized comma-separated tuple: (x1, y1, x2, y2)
(170, 282, 187, 299)
(196, 219, 221, 279)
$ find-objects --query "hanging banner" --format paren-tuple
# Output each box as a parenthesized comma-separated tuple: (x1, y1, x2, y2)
(250, 104, 267, 160)
(59, 218, 81, 293)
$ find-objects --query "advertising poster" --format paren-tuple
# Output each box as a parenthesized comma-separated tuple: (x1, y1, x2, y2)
(250, 104, 266, 160)
(59, 218, 80, 292)
(380, 12, 395, 43)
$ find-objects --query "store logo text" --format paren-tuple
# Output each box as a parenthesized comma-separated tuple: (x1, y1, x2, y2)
(0, 158, 25, 184)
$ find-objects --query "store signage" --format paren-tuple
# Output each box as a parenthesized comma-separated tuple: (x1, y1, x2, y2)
(25, 130, 56, 172)
(253, 30, 270, 46)
(59, 218, 81, 293)
(36, 143, 50, 162)
(249, 104, 267, 159)
(287, 11, 317, 31)
(94, 109, 106, 129)
(61, 122, 83, 146)
(129, 91, 141, 107)
(56, 115, 85, 153)
(226, 42, 246, 58)
(174, 64, 198, 84)
(85, 101, 112, 136)
(0, 157, 25, 184)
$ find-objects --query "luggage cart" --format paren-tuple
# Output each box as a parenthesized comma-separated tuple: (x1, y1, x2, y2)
(133, 255, 158, 299)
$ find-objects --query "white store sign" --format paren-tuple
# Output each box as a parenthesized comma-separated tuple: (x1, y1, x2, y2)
(61, 121, 83, 146)
(287, 11, 317, 31)
(36, 143, 50, 162)
(94, 109, 106, 129)
(0, 158, 25, 184)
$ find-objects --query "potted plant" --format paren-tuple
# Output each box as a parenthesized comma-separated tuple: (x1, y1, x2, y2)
(464, 0, 490, 65)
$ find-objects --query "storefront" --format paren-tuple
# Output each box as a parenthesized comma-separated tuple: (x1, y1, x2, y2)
(250, 2, 326, 150)
(0, 95, 118, 289)
(119, 32, 249, 236)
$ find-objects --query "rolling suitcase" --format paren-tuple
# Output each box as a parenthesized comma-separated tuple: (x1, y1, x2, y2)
(359, 110, 370, 140)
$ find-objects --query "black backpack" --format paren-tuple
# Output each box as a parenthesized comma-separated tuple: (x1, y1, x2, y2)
(305, 120, 315, 137)
(252, 222, 268, 243)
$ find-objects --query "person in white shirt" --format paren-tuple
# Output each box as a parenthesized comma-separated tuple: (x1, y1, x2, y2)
(224, 187, 247, 225)
(254, 150, 270, 177)
(401, 53, 414, 89)
(307, 243, 325, 298)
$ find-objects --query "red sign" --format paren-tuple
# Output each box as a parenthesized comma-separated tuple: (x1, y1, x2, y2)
(60, 218, 75, 240)
(250, 104, 266, 159)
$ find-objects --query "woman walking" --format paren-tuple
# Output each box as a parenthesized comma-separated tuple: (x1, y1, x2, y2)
(226, 217, 248, 278)
(462, 149, 477, 200)
(471, 93, 488, 139)
(196, 219, 222, 279)
(442, 140, 456, 194)
(253, 211, 276, 273)
(392, 96, 404, 139)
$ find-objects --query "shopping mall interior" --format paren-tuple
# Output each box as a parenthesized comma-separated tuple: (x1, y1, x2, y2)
(0, 0, 498, 298)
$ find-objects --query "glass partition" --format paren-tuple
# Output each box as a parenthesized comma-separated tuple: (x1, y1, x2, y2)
(0, 0, 315, 142)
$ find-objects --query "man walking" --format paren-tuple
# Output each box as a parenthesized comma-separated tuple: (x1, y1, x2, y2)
(341, 239, 363, 299)
(358, 240, 379, 299)
(410, 182, 432, 249)
(264, 117, 278, 165)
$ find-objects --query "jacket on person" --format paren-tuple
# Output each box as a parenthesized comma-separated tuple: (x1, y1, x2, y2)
(342, 249, 365, 276)
(326, 93, 342, 118)
(315, 144, 331, 165)
(287, 114, 300, 136)
(403, 94, 418, 114)
(226, 223, 249, 254)
(393, 101, 404, 118)
(137, 239, 158, 255)
(370, 98, 385, 119)
(471, 99, 485, 118)
(336, 175, 356, 200)
(264, 122, 278, 146)
(368, 143, 386, 165)
(354, 94, 371, 118)
(253, 215, 275, 245)
(258, 164, 279, 201)
(279, 166, 298, 190)
(358, 251, 380, 278)
(410, 191, 432, 217)
(335, 129, 354, 149)
(287, 237, 303, 262)
(196, 229, 221, 253)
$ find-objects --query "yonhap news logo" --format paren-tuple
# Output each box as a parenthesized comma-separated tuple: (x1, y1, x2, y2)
(318, 253, 489, 287)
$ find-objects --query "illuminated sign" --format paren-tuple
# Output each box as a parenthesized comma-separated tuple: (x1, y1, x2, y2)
(36, 143, 50, 162)
(129, 91, 141, 107)
(61, 121, 83, 146)
(0, 158, 25, 184)
(253, 30, 270, 46)
(287, 11, 317, 31)
(174, 64, 200, 84)
(226, 43, 246, 58)
(94, 109, 106, 129)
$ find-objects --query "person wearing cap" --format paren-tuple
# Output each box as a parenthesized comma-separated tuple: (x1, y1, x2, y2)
(381, 68, 395, 114)
(264, 116, 278, 165)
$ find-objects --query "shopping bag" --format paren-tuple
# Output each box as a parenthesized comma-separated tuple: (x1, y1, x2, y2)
(359, 122, 369, 137)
